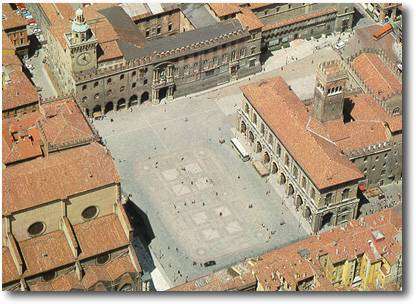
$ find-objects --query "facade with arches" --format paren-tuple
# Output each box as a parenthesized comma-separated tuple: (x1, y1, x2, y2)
(237, 59, 402, 232)
(31, 4, 262, 118)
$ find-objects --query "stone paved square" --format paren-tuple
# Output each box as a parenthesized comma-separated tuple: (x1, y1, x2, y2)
(90, 48, 338, 285)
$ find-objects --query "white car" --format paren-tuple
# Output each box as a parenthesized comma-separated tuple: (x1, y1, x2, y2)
(26, 64, 34, 70)
(33, 28, 42, 34)
(335, 41, 346, 50)
(397, 63, 402, 72)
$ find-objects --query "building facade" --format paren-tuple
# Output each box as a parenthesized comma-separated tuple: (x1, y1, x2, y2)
(237, 58, 402, 233)
(2, 3, 30, 58)
(206, 3, 355, 51)
(28, 4, 262, 118)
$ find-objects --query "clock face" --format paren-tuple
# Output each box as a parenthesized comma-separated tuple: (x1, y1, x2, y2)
(77, 52, 92, 66)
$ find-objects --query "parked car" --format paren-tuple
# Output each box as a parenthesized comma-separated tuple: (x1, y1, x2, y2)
(397, 63, 402, 72)
(26, 64, 34, 70)
(27, 18, 36, 26)
(33, 28, 42, 34)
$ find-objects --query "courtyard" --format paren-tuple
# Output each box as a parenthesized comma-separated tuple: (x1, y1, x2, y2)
(93, 86, 309, 287)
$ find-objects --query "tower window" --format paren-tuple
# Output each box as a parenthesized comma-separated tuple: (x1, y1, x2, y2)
(107, 78, 112, 84)
(82, 84, 87, 91)
(120, 74, 125, 80)
(94, 81, 99, 87)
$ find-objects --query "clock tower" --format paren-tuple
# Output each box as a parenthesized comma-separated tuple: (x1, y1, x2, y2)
(67, 8, 97, 74)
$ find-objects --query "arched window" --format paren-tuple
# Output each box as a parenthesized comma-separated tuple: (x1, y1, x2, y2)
(342, 188, 350, 200)
(325, 193, 332, 205)
(120, 74, 125, 80)
(82, 84, 87, 91)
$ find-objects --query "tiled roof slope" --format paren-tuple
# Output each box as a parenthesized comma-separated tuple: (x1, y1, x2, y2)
(241, 77, 364, 190)
(3, 142, 120, 215)
(352, 53, 402, 100)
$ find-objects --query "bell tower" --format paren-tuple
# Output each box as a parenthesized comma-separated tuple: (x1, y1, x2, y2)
(67, 8, 97, 74)
(313, 61, 348, 123)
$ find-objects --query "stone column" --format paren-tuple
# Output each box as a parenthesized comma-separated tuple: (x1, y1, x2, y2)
(151, 89, 159, 104)
(167, 86, 174, 102)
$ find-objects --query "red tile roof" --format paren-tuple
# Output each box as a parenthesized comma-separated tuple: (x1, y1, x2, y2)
(3, 142, 120, 215)
(2, 4, 27, 30)
(2, 246, 20, 284)
(308, 94, 399, 153)
(241, 77, 363, 190)
(208, 3, 241, 18)
(19, 230, 74, 277)
(236, 8, 263, 31)
(352, 53, 402, 100)
(2, 68, 39, 112)
(38, 99, 96, 149)
(29, 253, 136, 291)
(73, 214, 129, 260)
(263, 7, 337, 31)
(2, 111, 43, 165)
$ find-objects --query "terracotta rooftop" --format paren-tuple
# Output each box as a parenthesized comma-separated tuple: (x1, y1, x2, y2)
(170, 260, 257, 291)
(308, 94, 401, 153)
(81, 253, 136, 289)
(248, 3, 276, 10)
(19, 230, 74, 277)
(29, 253, 136, 291)
(241, 76, 364, 190)
(2, 3, 27, 30)
(254, 207, 402, 291)
(236, 7, 264, 31)
(38, 98, 96, 149)
(3, 142, 120, 215)
(2, 66, 39, 112)
(263, 7, 337, 31)
(2, 246, 20, 284)
(352, 53, 402, 100)
(208, 3, 241, 17)
(2, 111, 43, 165)
(2, 98, 95, 165)
(73, 214, 129, 260)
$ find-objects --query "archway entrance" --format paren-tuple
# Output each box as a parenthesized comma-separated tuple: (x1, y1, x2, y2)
(159, 87, 168, 101)
(92, 105, 102, 118)
(288, 184, 294, 196)
(141, 91, 149, 103)
(279, 173, 286, 185)
(271, 162, 278, 174)
(305, 206, 312, 223)
(321, 212, 333, 229)
(129, 95, 138, 107)
(295, 195, 303, 209)
(240, 121, 247, 134)
(104, 101, 114, 114)
(263, 151, 271, 164)
(117, 98, 126, 110)
(248, 131, 254, 144)
(256, 141, 262, 153)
